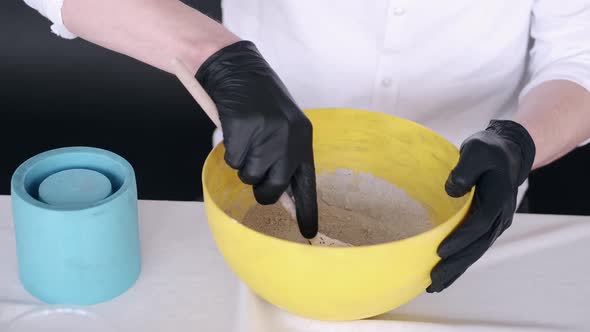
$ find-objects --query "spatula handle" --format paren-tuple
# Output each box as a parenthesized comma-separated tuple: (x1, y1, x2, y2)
(170, 58, 221, 128)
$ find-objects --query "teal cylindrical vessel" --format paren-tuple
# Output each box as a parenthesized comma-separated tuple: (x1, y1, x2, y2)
(11, 147, 141, 305)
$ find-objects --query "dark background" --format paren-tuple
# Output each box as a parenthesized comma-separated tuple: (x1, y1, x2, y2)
(1, 1, 588, 214)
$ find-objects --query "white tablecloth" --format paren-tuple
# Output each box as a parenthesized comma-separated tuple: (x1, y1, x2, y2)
(1, 195, 589, 331)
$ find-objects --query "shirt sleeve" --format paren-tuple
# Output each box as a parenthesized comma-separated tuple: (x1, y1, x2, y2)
(23, 0, 77, 39)
(519, 0, 590, 99)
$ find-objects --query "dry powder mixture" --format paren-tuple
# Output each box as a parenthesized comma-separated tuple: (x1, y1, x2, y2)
(241, 169, 433, 246)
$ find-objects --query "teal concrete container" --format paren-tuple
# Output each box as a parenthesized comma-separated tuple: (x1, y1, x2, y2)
(11, 147, 141, 304)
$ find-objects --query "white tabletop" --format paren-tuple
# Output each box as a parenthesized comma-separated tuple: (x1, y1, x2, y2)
(1, 195, 589, 332)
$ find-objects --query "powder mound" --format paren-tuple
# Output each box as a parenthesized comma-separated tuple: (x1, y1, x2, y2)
(241, 169, 433, 246)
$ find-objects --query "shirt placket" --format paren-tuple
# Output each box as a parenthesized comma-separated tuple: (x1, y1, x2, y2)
(371, 1, 409, 114)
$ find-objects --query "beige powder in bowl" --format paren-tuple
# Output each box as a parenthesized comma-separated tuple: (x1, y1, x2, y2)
(241, 169, 433, 246)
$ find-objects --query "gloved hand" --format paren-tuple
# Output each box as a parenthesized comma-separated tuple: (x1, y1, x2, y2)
(196, 40, 318, 239)
(427, 120, 536, 292)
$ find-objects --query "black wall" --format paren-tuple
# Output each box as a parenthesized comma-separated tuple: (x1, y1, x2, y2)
(1, 0, 221, 201)
(1, 0, 588, 212)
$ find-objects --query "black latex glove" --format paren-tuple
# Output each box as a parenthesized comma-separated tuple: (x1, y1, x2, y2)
(196, 40, 318, 239)
(427, 120, 536, 292)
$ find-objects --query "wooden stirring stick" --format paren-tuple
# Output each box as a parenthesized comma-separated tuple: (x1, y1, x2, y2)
(278, 190, 351, 247)
(170, 58, 351, 247)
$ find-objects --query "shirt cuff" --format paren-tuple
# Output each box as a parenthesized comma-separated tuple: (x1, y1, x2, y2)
(23, 0, 78, 39)
(519, 60, 590, 100)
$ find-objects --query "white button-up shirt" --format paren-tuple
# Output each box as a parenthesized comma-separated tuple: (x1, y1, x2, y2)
(222, 0, 590, 146)
(24, 0, 590, 146)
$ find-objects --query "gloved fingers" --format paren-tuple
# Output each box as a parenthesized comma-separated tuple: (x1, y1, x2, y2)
(237, 131, 291, 185)
(437, 204, 502, 258)
(445, 140, 493, 198)
(428, 229, 495, 292)
(238, 155, 275, 185)
(221, 119, 254, 169)
(290, 161, 318, 239)
(253, 158, 296, 205)
(499, 213, 514, 236)
(426, 271, 462, 294)
(488, 212, 514, 246)
(438, 179, 505, 258)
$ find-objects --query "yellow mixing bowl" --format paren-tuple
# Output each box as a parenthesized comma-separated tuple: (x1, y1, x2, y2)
(202, 108, 473, 320)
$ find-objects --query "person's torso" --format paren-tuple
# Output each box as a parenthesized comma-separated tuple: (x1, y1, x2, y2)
(222, 0, 534, 146)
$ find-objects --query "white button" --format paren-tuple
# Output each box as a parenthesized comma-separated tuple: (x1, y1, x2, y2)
(394, 7, 405, 16)
(381, 77, 393, 87)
